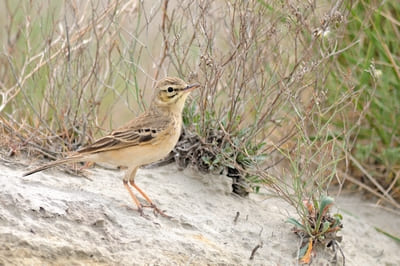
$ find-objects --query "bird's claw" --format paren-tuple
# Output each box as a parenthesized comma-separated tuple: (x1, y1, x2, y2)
(142, 203, 172, 219)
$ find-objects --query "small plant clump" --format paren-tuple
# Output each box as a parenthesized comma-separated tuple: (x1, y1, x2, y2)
(154, 127, 266, 196)
(287, 196, 344, 264)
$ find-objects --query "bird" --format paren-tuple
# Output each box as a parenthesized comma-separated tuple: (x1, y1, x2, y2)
(23, 77, 200, 217)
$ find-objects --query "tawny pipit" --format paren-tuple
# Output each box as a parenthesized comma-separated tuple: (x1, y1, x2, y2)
(23, 77, 199, 217)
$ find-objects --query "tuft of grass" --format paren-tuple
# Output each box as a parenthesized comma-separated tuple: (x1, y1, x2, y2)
(287, 196, 343, 264)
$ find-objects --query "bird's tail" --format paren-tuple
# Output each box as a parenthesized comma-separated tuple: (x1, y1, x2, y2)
(23, 155, 83, 177)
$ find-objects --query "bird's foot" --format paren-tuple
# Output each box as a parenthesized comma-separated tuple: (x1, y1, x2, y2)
(137, 206, 152, 219)
(142, 203, 172, 219)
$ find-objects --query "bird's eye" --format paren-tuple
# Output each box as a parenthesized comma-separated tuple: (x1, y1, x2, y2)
(167, 87, 174, 93)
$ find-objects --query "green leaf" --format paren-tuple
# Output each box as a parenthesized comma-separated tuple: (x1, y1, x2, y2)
(320, 221, 331, 234)
(315, 196, 335, 233)
(319, 196, 334, 217)
(375, 227, 400, 244)
(298, 242, 309, 259)
(334, 213, 343, 220)
(286, 217, 306, 231)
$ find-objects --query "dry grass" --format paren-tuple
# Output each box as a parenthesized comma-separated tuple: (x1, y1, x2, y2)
(327, 0, 400, 208)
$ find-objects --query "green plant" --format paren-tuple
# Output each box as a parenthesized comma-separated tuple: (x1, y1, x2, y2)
(287, 196, 343, 264)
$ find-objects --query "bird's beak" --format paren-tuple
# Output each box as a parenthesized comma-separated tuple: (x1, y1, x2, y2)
(184, 83, 200, 92)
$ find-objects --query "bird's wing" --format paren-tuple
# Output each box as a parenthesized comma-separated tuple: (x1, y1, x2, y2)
(78, 112, 173, 154)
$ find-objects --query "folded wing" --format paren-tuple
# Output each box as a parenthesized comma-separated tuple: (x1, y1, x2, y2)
(78, 112, 171, 154)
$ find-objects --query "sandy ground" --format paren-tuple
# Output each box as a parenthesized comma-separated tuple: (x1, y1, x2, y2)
(0, 158, 399, 265)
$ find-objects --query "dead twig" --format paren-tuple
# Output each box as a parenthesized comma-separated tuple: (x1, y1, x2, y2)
(249, 241, 263, 260)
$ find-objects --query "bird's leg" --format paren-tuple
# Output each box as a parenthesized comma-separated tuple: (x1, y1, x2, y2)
(128, 169, 171, 218)
(128, 181, 170, 218)
(123, 167, 144, 215)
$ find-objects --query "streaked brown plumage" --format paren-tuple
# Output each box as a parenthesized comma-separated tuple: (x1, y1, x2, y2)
(23, 77, 199, 217)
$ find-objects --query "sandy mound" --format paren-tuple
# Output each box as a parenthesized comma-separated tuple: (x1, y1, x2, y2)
(0, 160, 399, 265)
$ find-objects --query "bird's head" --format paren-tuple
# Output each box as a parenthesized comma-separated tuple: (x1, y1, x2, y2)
(152, 77, 199, 113)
